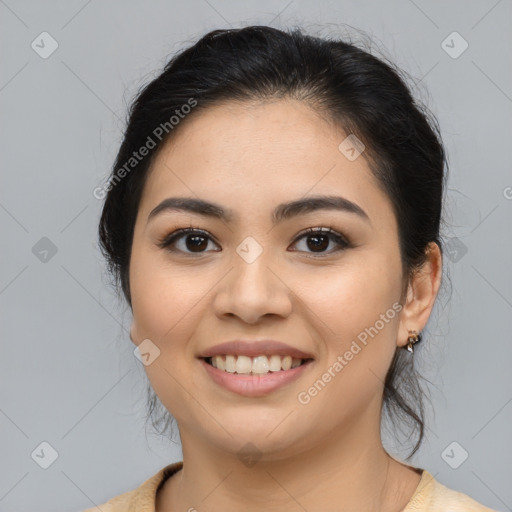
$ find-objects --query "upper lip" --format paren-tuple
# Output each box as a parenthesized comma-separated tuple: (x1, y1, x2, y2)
(198, 340, 315, 360)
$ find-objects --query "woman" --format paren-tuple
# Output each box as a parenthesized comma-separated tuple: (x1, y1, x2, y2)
(87, 25, 496, 512)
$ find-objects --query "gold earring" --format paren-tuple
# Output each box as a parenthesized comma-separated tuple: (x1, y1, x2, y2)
(406, 330, 422, 354)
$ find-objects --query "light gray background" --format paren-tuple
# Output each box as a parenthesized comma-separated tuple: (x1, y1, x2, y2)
(1, 1, 511, 511)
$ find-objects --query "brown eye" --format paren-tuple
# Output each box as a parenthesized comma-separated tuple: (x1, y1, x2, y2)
(158, 226, 351, 257)
(158, 228, 220, 254)
(183, 234, 209, 252)
(290, 227, 351, 256)
(304, 233, 330, 252)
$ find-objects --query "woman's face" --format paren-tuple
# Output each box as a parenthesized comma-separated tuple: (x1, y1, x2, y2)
(129, 99, 411, 459)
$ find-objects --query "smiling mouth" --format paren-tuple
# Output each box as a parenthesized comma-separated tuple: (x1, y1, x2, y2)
(202, 354, 314, 375)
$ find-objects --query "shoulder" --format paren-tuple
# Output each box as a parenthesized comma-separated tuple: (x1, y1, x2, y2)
(82, 461, 183, 512)
(404, 470, 498, 512)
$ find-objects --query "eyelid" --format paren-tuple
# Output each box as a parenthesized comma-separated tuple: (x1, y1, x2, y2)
(157, 226, 352, 255)
(157, 227, 220, 252)
(289, 227, 352, 256)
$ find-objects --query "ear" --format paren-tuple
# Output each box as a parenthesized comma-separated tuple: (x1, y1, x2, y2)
(397, 242, 443, 348)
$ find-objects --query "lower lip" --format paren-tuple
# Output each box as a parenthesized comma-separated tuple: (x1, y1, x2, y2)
(199, 358, 313, 397)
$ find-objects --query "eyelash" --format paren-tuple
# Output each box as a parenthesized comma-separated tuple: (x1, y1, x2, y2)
(157, 226, 352, 258)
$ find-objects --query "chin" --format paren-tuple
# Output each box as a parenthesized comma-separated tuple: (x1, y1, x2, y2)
(203, 418, 308, 459)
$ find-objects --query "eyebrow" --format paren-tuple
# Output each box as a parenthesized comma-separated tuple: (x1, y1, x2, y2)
(147, 195, 371, 225)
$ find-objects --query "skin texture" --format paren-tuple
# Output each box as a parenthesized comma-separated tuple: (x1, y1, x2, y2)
(128, 98, 443, 512)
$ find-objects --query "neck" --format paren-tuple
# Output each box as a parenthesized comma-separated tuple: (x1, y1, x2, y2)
(158, 404, 421, 512)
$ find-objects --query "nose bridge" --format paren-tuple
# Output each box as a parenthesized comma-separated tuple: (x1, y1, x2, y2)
(231, 241, 277, 298)
(214, 237, 292, 322)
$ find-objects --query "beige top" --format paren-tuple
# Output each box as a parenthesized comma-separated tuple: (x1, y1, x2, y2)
(83, 461, 498, 511)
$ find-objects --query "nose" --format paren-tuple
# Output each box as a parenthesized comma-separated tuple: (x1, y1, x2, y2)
(213, 252, 293, 324)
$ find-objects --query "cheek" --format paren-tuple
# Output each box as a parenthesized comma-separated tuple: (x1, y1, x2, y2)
(294, 265, 400, 425)
(130, 247, 208, 340)
(298, 255, 402, 338)
(129, 251, 207, 422)
(295, 253, 402, 398)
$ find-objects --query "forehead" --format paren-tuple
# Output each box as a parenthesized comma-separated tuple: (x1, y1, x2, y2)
(165, 98, 344, 161)
(138, 99, 394, 228)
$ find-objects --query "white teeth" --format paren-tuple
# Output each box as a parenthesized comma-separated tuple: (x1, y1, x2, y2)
(269, 355, 282, 372)
(225, 355, 236, 373)
(209, 354, 304, 374)
(235, 355, 252, 374)
(252, 355, 270, 374)
(291, 358, 301, 369)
